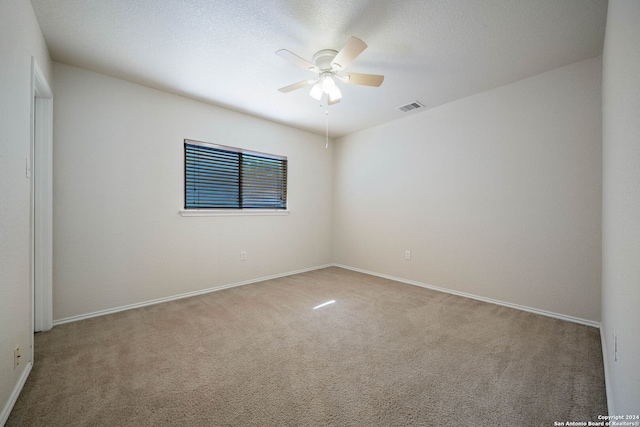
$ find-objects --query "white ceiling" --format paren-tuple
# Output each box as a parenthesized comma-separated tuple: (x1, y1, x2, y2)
(30, 0, 608, 138)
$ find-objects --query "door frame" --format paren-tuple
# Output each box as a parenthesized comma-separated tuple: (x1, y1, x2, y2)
(31, 57, 53, 333)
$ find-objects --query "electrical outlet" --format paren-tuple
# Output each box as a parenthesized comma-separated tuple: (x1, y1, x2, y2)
(405, 250, 411, 260)
(14, 346, 20, 370)
(240, 251, 247, 261)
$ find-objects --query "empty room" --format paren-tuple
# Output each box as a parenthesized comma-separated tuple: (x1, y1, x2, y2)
(1, 0, 639, 425)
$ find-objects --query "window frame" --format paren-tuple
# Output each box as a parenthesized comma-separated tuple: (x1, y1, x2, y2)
(181, 139, 288, 216)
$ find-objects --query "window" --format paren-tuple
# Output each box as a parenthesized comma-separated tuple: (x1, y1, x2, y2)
(184, 139, 287, 210)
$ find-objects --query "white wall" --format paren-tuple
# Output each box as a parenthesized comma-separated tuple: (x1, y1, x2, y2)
(52, 63, 333, 321)
(601, 0, 640, 414)
(334, 57, 602, 323)
(0, 0, 52, 422)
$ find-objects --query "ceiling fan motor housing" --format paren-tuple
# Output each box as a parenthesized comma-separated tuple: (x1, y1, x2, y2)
(312, 49, 339, 70)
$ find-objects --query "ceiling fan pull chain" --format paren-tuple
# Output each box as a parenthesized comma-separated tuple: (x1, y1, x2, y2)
(325, 109, 329, 149)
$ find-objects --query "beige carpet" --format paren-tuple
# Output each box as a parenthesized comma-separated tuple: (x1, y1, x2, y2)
(8, 267, 606, 426)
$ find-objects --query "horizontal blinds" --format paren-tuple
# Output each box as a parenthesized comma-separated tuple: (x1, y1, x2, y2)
(185, 143, 240, 209)
(242, 153, 287, 209)
(185, 141, 287, 209)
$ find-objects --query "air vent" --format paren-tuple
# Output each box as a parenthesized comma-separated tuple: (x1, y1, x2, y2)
(397, 101, 424, 113)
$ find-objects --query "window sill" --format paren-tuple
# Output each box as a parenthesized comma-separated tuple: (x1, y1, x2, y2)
(179, 209, 290, 217)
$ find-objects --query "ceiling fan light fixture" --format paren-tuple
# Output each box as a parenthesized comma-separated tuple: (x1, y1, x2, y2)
(310, 83, 323, 100)
(321, 73, 336, 94)
(328, 86, 342, 103)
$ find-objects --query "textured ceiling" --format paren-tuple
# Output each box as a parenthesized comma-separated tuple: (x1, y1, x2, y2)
(30, 0, 608, 137)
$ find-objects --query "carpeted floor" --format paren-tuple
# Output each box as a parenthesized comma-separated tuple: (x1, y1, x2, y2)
(8, 267, 607, 426)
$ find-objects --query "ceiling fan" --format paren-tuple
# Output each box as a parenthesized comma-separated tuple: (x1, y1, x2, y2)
(276, 36, 384, 105)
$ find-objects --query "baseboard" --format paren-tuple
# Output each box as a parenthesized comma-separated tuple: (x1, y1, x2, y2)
(600, 325, 614, 415)
(52, 262, 600, 330)
(53, 264, 334, 326)
(0, 362, 32, 427)
(333, 264, 600, 328)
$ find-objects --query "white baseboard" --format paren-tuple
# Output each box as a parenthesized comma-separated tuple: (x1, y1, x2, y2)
(334, 264, 601, 328)
(52, 264, 333, 326)
(600, 325, 614, 415)
(0, 362, 32, 427)
(55, 263, 601, 329)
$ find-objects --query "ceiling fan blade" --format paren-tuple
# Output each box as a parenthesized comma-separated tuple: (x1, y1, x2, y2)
(331, 37, 367, 70)
(276, 49, 319, 72)
(278, 79, 315, 93)
(327, 96, 341, 105)
(344, 73, 384, 87)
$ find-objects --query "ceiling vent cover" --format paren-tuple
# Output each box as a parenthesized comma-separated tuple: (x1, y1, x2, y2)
(397, 101, 424, 113)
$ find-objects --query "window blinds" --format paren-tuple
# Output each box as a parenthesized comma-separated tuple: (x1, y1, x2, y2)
(184, 140, 287, 210)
